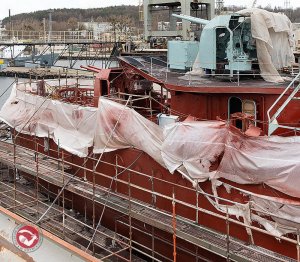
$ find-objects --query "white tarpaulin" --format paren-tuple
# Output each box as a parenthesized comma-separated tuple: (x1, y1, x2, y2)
(161, 121, 226, 182)
(0, 84, 165, 163)
(238, 8, 294, 83)
(3, 84, 300, 200)
(4, 84, 300, 236)
(215, 129, 300, 199)
(93, 97, 165, 166)
(1, 84, 97, 157)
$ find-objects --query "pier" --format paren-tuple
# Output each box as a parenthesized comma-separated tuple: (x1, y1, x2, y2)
(0, 30, 132, 68)
(0, 66, 94, 79)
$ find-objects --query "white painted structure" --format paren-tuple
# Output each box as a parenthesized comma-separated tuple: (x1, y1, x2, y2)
(78, 22, 112, 40)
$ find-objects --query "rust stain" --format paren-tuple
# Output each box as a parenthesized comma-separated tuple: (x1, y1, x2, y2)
(183, 115, 197, 122)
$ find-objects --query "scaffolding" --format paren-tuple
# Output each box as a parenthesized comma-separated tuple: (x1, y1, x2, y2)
(0, 78, 299, 261)
(0, 129, 298, 261)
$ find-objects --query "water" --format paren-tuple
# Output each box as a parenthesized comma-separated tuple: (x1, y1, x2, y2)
(0, 77, 27, 107)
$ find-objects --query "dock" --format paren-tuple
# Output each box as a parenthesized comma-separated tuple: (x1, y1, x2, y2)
(0, 67, 94, 79)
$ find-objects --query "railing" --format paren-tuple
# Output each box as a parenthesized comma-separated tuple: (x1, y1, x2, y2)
(267, 71, 300, 135)
(145, 58, 297, 87)
(0, 30, 142, 44)
(4, 134, 299, 261)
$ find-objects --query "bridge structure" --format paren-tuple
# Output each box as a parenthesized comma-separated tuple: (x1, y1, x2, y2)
(0, 30, 139, 68)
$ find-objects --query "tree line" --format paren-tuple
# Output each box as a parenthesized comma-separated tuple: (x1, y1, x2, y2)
(2, 5, 140, 31)
(2, 5, 300, 32)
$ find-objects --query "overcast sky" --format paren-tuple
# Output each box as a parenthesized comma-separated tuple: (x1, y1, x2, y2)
(1, 0, 300, 20)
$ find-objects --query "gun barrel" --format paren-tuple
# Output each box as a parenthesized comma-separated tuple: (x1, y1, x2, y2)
(172, 14, 209, 25)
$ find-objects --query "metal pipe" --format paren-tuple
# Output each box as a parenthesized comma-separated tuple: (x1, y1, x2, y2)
(172, 14, 209, 25)
(172, 190, 177, 262)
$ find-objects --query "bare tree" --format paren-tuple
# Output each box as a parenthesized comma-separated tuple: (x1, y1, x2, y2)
(109, 15, 134, 41)
(108, 15, 119, 42)
(67, 17, 78, 30)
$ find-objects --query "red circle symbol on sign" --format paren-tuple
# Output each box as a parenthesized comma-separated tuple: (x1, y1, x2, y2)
(13, 225, 42, 251)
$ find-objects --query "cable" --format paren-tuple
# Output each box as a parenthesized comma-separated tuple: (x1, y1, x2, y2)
(0, 79, 16, 99)
(37, 96, 132, 224)
(14, 83, 60, 139)
(85, 151, 143, 251)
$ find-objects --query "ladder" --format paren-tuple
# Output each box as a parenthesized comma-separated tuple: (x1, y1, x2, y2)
(267, 72, 300, 135)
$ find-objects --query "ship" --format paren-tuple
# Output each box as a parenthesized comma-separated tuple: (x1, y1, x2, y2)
(0, 7, 300, 261)
(0, 45, 59, 67)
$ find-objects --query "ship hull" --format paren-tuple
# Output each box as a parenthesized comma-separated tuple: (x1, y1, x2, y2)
(13, 132, 298, 261)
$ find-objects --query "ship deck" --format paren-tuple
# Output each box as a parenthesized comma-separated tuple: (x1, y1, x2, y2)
(0, 140, 296, 262)
(119, 56, 295, 93)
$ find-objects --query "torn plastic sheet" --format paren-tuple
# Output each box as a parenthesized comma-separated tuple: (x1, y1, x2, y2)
(210, 179, 253, 240)
(212, 180, 300, 237)
(251, 214, 295, 238)
(252, 196, 300, 230)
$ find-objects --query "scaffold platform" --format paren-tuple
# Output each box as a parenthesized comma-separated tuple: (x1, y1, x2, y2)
(0, 140, 296, 262)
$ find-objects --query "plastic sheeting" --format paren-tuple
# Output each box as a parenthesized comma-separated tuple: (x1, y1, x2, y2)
(0, 84, 97, 157)
(3, 84, 300, 200)
(238, 8, 294, 83)
(0, 84, 165, 163)
(252, 196, 300, 234)
(161, 121, 226, 182)
(4, 84, 300, 237)
(215, 129, 300, 199)
(93, 98, 165, 166)
(211, 180, 300, 237)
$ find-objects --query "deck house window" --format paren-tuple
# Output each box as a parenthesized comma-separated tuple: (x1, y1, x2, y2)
(228, 97, 256, 129)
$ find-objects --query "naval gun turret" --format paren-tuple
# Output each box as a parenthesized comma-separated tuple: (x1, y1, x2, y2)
(172, 13, 257, 76)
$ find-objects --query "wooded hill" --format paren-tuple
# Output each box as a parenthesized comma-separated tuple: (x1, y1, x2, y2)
(2, 4, 300, 32)
(2, 5, 140, 31)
